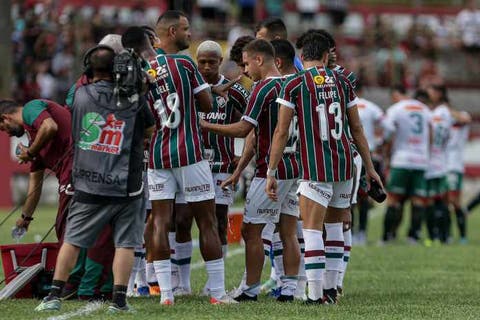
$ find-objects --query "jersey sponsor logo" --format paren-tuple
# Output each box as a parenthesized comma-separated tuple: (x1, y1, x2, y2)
(79, 112, 125, 155)
(314, 75, 335, 87)
(74, 168, 121, 185)
(314, 75, 325, 85)
(199, 111, 227, 121)
(233, 83, 249, 97)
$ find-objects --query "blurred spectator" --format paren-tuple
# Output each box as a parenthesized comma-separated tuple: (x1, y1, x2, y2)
(325, 0, 349, 26)
(456, 0, 480, 52)
(238, 0, 256, 25)
(296, 0, 320, 23)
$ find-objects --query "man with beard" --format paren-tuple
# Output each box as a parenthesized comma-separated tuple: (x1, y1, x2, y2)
(0, 99, 73, 243)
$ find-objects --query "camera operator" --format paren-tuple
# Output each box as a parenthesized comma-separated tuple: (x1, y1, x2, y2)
(35, 45, 155, 313)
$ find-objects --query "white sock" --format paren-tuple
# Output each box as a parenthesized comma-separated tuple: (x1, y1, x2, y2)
(205, 258, 226, 299)
(303, 228, 325, 301)
(272, 232, 284, 285)
(146, 262, 157, 285)
(222, 244, 228, 258)
(134, 247, 147, 288)
(324, 223, 344, 290)
(338, 229, 352, 288)
(176, 241, 192, 290)
(153, 259, 173, 302)
(295, 221, 307, 298)
(169, 232, 179, 289)
(237, 270, 247, 291)
(280, 276, 298, 296)
(242, 282, 261, 297)
(127, 266, 137, 295)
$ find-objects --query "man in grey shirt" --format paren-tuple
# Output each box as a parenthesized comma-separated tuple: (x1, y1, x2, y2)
(36, 46, 155, 313)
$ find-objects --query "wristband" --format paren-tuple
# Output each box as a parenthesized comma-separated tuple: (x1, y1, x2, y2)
(21, 213, 34, 221)
(266, 168, 277, 177)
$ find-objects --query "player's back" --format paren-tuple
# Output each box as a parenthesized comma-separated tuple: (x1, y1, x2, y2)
(357, 97, 384, 151)
(384, 99, 431, 170)
(427, 104, 453, 178)
(447, 119, 470, 173)
(278, 66, 357, 182)
(146, 54, 208, 169)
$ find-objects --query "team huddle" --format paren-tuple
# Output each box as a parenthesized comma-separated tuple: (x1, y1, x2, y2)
(0, 9, 471, 313)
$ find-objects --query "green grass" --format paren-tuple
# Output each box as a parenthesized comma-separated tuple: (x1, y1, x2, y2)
(1, 204, 480, 319)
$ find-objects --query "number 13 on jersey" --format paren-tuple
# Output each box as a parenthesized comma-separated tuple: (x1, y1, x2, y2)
(316, 100, 343, 141)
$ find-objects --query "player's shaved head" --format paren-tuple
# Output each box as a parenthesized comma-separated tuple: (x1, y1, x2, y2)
(156, 10, 187, 35)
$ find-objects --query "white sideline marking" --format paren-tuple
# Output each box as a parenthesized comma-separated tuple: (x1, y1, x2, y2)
(191, 247, 244, 270)
(46, 301, 103, 320)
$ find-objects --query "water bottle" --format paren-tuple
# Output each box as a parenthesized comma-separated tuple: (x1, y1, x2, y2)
(15, 143, 25, 156)
(11, 226, 26, 242)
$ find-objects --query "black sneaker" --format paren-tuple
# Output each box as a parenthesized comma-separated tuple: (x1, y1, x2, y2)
(277, 294, 294, 302)
(323, 288, 337, 305)
(304, 297, 324, 305)
(233, 292, 258, 302)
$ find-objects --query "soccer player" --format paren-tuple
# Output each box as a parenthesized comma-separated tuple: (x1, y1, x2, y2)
(122, 26, 235, 305)
(255, 17, 303, 71)
(267, 32, 382, 304)
(446, 111, 471, 242)
(202, 39, 300, 302)
(351, 82, 384, 245)
(270, 38, 307, 300)
(296, 28, 357, 297)
(382, 86, 432, 243)
(155, 10, 191, 55)
(425, 84, 470, 244)
(147, 10, 193, 295)
(169, 40, 249, 296)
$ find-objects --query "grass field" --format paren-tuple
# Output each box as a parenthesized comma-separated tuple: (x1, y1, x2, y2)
(0, 204, 479, 319)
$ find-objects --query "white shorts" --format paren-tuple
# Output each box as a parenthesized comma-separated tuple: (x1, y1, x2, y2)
(176, 173, 233, 206)
(351, 154, 363, 205)
(244, 177, 299, 224)
(297, 179, 353, 209)
(148, 160, 215, 203)
(212, 173, 234, 206)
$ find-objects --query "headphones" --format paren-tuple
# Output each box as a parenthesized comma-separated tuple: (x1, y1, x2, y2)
(82, 44, 115, 79)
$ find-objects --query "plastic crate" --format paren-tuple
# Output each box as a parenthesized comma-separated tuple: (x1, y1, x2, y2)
(0, 242, 58, 298)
